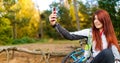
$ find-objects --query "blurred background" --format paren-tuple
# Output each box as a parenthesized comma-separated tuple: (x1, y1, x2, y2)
(0, 0, 120, 45)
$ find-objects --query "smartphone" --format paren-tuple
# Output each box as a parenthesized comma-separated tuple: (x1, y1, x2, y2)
(51, 7, 56, 22)
(53, 7, 56, 14)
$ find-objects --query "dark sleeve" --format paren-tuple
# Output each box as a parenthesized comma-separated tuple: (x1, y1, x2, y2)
(53, 23, 87, 40)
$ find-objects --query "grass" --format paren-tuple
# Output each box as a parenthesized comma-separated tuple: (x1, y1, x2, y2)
(35, 38, 80, 44)
(1, 38, 82, 46)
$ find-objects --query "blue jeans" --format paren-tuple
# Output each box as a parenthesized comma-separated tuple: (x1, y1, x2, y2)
(90, 48, 114, 63)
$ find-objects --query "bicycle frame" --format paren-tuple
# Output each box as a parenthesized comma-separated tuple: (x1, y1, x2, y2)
(70, 48, 85, 63)
(62, 38, 88, 63)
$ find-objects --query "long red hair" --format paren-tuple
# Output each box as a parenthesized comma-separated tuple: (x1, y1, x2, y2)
(92, 9, 120, 52)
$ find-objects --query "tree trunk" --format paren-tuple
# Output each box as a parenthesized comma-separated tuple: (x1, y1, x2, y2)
(37, 5, 43, 38)
(73, 0, 80, 30)
(12, 23, 17, 39)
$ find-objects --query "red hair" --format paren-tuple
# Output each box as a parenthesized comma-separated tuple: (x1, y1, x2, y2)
(92, 9, 120, 52)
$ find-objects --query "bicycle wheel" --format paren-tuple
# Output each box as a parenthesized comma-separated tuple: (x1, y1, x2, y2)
(62, 51, 75, 63)
(62, 48, 85, 63)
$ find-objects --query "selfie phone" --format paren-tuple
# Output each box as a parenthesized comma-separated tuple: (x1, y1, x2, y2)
(53, 7, 56, 14)
(51, 7, 57, 22)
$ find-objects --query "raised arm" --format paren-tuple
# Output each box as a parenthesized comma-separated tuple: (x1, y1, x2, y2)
(53, 23, 88, 40)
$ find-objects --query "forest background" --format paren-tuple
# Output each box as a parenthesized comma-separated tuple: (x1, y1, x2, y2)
(0, 0, 120, 45)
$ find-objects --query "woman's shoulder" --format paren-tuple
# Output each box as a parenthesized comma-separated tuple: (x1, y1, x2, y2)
(70, 28, 92, 36)
(80, 28, 92, 32)
(80, 28, 92, 34)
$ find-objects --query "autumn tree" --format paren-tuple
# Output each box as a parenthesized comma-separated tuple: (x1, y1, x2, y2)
(0, 0, 40, 45)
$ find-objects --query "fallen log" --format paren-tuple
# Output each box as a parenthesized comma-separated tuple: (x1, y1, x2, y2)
(0, 46, 69, 56)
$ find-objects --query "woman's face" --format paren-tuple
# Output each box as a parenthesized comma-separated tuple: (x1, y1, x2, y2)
(94, 15, 103, 29)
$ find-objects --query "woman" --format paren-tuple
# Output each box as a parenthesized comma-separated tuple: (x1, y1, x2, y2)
(49, 9, 120, 63)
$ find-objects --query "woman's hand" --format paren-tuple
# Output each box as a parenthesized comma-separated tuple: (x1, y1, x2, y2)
(49, 8, 57, 26)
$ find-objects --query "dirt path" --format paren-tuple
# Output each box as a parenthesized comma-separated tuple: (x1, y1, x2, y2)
(0, 43, 80, 63)
(17, 43, 78, 52)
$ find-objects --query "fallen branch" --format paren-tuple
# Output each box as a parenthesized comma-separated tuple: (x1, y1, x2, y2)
(0, 46, 68, 56)
(0, 46, 71, 63)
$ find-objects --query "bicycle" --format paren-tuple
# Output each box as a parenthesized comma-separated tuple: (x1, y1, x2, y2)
(62, 38, 91, 63)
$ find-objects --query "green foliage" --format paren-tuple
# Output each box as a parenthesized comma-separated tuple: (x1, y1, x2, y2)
(98, 0, 117, 20)
(0, 17, 12, 45)
(12, 37, 35, 44)
(0, 36, 13, 45)
(58, 6, 76, 31)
